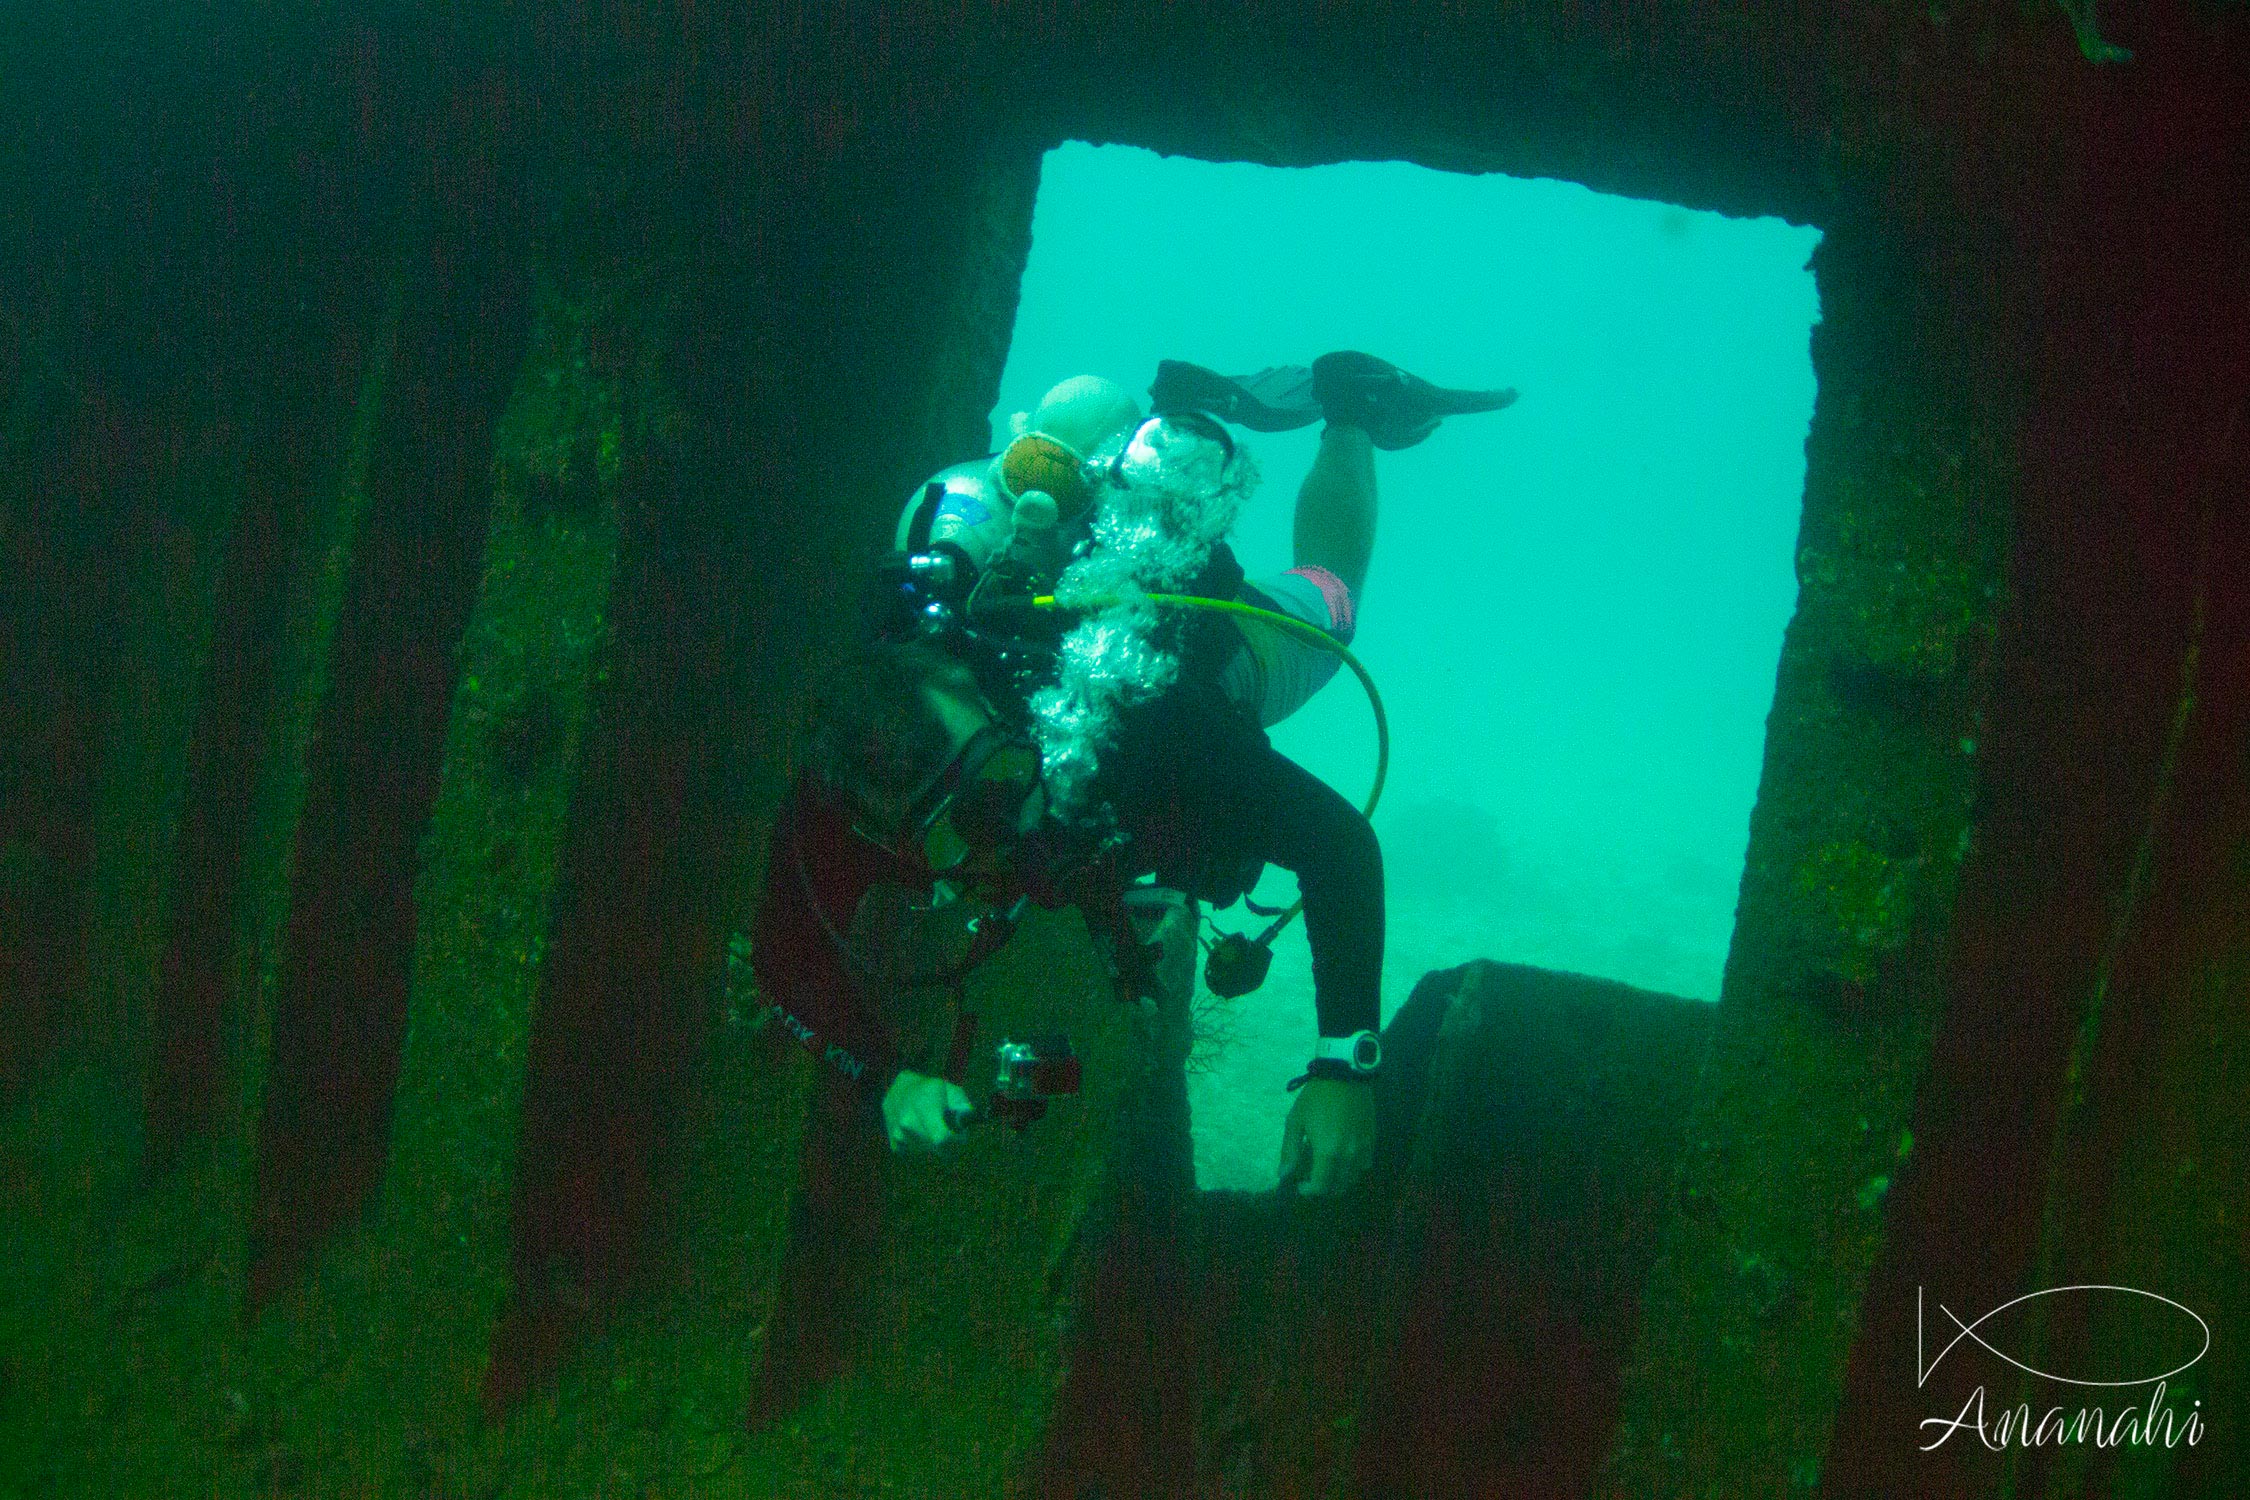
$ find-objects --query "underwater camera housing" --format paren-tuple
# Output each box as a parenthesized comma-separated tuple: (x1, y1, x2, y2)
(989, 1034, 1081, 1131)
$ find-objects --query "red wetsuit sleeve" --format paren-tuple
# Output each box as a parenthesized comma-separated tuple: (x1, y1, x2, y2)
(750, 783, 924, 1098)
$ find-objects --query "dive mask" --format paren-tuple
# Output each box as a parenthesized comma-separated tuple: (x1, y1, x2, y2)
(1101, 411, 1237, 494)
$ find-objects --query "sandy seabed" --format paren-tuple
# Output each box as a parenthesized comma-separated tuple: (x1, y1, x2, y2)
(1188, 849, 1732, 1191)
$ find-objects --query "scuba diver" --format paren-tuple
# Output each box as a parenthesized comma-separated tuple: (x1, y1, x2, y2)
(752, 351, 1518, 1196)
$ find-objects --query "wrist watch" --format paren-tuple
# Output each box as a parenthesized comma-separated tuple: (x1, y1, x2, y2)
(1313, 1029, 1382, 1076)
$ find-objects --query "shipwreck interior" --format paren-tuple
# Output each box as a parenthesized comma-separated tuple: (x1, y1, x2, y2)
(1001, 144, 1823, 1190)
(2, 2, 2245, 1496)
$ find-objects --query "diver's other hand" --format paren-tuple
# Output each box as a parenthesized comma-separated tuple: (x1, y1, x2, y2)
(1277, 1078, 1376, 1195)
(882, 1070, 974, 1153)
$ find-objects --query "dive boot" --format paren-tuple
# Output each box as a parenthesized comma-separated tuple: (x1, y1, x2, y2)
(1310, 350, 1519, 450)
(1148, 360, 1324, 432)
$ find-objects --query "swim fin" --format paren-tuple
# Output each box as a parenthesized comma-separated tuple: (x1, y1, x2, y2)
(1148, 360, 1324, 432)
(1310, 350, 1519, 450)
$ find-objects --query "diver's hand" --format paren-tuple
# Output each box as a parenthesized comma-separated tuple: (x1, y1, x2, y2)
(882, 1070, 974, 1153)
(1277, 1078, 1377, 1195)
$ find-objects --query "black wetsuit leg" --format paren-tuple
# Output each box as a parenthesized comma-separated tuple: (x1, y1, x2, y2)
(1115, 696, 1384, 1037)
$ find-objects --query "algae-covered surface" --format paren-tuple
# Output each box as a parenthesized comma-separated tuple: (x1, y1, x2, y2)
(1, 188, 1189, 1500)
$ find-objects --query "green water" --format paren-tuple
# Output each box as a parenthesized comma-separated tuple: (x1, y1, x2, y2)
(995, 142, 1822, 1187)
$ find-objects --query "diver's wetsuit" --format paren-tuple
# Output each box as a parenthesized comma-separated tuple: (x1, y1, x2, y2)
(751, 549, 1384, 1108)
(744, 542, 1384, 1428)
